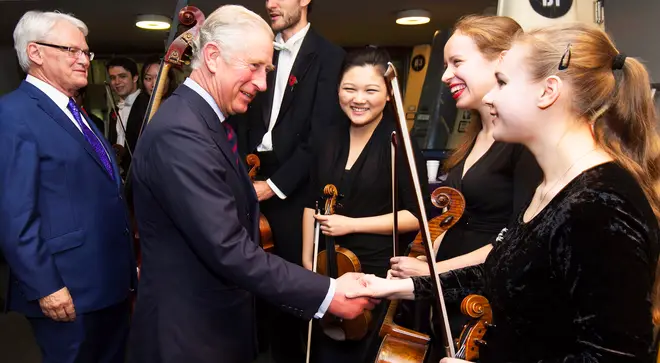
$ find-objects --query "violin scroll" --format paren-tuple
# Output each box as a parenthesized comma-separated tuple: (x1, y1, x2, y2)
(246, 154, 261, 181)
(323, 184, 339, 215)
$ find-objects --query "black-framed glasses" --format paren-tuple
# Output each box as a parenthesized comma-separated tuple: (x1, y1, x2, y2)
(35, 42, 94, 61)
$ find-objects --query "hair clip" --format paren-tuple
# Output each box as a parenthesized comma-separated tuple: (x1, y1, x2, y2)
(558, 43, 572, 71)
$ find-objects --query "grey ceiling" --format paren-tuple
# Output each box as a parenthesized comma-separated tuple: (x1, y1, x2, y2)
(1, 0, 495, 56)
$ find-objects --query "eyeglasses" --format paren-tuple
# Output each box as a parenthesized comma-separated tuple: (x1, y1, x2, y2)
(35, 42, 95, 61)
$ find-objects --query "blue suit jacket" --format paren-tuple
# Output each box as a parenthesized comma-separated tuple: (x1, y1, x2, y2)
(127, 85, 330, 363)
(0, 81, 136, 317)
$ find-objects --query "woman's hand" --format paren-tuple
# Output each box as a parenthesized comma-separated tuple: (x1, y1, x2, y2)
(389, 256, 431, 278)
(345, 274, 395, 299)
(314, 214, 356, 236)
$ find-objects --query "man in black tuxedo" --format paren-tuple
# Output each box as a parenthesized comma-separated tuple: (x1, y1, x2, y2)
(232, 2, 345, 360)
(126, 5, 373, 363)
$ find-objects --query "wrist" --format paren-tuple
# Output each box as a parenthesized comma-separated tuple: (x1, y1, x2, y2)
(349, 217, 359, 233)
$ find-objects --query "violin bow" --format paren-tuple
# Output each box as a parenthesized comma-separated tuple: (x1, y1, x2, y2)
(391, 131, 399, 257)
(305, 201, 322, 363)
(103, 81, 133, 160)
(384, 62, 456, 357)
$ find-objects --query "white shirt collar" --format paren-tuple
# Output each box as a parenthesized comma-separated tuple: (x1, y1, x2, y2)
(273, 22, 310, 52)
(120, 89, 141, 107)
(182, 77, 225, 123)
(25, 74, 71, 110)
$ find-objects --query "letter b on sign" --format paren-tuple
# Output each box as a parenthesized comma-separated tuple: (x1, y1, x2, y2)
(530, 0, 572, 18)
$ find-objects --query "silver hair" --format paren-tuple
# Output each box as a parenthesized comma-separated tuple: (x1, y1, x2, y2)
(13, 10, 88, 73)
(191, 5, 273, 70)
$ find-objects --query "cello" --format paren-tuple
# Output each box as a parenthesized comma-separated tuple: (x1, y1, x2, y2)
(374, 62, 493, 361)
(245, 153, 274, 252)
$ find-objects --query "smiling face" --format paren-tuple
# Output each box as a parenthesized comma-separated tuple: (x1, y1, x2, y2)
(441, 32, 502, 111)
(28, 20, 90, 96)
(108, 65, 137, 99)
(338, 64, 390, 127)
(211, 32, 274, 115)
(483, 43, 544, 144)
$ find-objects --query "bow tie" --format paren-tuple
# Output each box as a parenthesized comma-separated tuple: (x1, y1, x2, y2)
(273, 41, 288, 51)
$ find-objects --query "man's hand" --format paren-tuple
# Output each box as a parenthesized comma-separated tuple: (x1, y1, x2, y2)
(327, 272, 378, 319)
(253, 181, 275, 201)
(389, 256, 430, 279)
(313, 214, 356, 237)
(39, 287, 76, 322)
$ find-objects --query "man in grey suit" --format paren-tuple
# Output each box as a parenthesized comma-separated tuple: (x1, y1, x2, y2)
(127, 5, 375, 363)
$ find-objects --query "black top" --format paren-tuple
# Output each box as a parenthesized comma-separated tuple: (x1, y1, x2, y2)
(308, 108, 429, 277)
(414, 162, 660, 362)
(436, 141, 542, 261)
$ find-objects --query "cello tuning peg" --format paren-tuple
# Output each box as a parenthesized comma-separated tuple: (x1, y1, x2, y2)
(485, 322, 496, 328)
(475, 339, 487, 346)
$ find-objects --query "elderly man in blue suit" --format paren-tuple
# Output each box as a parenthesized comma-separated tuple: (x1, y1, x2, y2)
(0, 10, 135, 363)
(127, 5, 376, 363)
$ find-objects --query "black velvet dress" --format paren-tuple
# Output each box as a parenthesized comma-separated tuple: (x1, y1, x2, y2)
(413, 162, 660, 362)
(431, 142, 541, 341)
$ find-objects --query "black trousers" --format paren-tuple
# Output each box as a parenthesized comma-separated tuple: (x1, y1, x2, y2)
(256, 151, 309, 363)
(310, 301, 387, 363)
(28, 300, 130, 363)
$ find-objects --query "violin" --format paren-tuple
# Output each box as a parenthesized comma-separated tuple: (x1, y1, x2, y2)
(315, 184, 372, 341)
(246, 154, 274, 253)
(376, 187, 466, 362)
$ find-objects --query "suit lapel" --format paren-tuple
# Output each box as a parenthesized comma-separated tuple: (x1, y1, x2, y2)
(20, 82, 115, 183)
(277, 31, 318, 122)
(176, 86, 243, 179)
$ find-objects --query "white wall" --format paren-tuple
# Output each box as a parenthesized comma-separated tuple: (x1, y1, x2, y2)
(606, 0, 660, 83)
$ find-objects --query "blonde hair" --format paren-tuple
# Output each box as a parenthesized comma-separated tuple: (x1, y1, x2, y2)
(516, 21, 660, 331)
(191, 5, 273, 69)
(443, 15, 523, 172)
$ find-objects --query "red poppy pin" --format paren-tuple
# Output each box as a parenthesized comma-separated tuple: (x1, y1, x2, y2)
(288, 75, 298, 87)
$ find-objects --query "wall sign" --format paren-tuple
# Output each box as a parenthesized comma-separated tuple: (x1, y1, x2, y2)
(529, 0, 573, 19)
(411, 55, 426, 72)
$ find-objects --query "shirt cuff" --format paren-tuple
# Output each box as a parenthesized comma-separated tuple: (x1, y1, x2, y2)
(314, 277, 336, 319)
(266, 178, 287, 200)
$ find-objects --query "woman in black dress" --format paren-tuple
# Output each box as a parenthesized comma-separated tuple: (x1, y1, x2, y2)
(352, 22, 660, 363)
(389, 15, 541, 280)
(301, 47, 428, 363)
(388, 15, 542, 343)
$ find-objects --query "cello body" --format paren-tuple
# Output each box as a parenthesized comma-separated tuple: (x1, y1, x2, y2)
(246, 154, 274, 252)
(375, 186, 466, 362)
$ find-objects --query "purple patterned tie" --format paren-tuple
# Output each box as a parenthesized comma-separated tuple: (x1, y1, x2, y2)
(67, 99, 115, 180)
(223, 122, 239, 165)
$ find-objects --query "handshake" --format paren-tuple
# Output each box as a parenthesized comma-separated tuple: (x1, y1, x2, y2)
(325, 272, 412, 319)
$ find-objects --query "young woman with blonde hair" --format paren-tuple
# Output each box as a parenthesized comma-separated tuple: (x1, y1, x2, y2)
(353, 22, 660, 363)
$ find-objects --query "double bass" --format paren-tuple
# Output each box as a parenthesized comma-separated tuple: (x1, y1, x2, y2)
(374, 62, 493, 362)
(126, 2, 205, 274)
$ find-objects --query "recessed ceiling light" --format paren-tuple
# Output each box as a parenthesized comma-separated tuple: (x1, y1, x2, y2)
(396, 9, 431, 25)
(136, 14, 171, 30)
